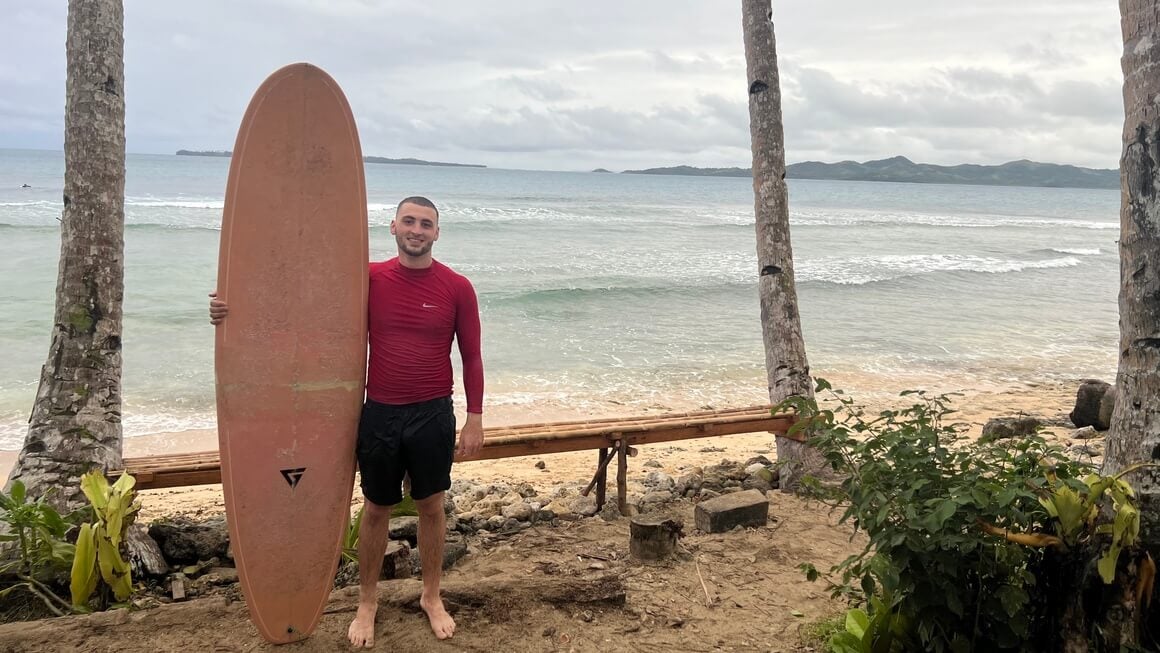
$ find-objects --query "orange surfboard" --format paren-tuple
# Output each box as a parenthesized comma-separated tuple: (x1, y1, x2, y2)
(215, 63, 368, 644)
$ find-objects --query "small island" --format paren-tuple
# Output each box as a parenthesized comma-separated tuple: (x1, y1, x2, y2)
(176, 150, 485, 168)
(591, 168, 613, 173)
(621, 156, 1119, 190)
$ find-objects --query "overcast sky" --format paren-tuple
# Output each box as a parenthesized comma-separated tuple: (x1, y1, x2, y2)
(0, 1, 1125, 171)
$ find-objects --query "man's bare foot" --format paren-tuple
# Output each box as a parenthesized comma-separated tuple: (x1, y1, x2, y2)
(348, 602, 377, 648)
(420, 593, 456, 640)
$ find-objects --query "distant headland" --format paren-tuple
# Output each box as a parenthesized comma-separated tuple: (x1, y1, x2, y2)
(176, 150, 485, 168)
(620, 156, 1119, 190)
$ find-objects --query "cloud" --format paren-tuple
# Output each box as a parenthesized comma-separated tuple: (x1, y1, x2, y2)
(0, 0, 1127, 169)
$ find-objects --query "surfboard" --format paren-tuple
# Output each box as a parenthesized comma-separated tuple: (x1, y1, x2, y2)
(214, 63, 368, 644)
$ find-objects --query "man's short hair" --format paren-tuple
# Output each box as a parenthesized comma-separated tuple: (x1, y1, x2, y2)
(397, 196, 439, 220)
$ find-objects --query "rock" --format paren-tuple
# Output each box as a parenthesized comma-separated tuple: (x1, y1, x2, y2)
(645, 472, 676, 491)
(980, 416, 1042, 443)
(389, 516, 419, 542)
(675, 471, 703, 497)
(1099, 386, 1117, 432)
(694, 489, 770, 533)
(643, 459, 663, 469)
(745, 455, 774, 467)
(442, 538, 468, 569)
(1068, 443, 1104, 459)
(641, 491, 673, 506)
(744, 463, 769, 476)
(599, 501, 624, 521)
(202, 567, 239, 585)
(1071, 426, 1100, 440)
(1070, 380, 1113, 430)
(543, 501, 572, 518)
(501, 501, 535, 522)
(535, 460, 547, 470)
(125, 523, 168, 578)
(698, 489, 722, 500)
(148, 517, 230, 565)
(485, 515, 506, 531)
(570, 495, 599, 517)
(741, 477, 772, 492)
(444, 494, 456, 515)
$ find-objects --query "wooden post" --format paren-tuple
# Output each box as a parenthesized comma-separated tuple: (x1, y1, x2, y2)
(617, 440, 628, 516)
(594, 447, 609, 511)
(629, 516, 683, 560)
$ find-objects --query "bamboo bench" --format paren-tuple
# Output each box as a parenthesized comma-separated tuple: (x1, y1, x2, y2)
(112, 405, 797, 514)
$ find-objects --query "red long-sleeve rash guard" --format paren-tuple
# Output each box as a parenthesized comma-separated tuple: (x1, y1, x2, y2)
(365, 259, 484, 414)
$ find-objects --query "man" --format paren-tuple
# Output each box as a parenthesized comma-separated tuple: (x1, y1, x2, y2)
(210, 196, 484, 646)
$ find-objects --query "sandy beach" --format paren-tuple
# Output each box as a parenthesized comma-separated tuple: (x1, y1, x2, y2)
(0, 372, 1091, 520)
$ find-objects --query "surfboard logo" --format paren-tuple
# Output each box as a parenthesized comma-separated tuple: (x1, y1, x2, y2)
(280, 467, 307, 488)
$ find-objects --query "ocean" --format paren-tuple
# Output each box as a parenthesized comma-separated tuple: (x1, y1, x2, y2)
(0, 148, 1120, 450)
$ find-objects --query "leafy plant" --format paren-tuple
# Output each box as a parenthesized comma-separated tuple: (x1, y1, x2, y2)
(340, 494, 418, 564)
(70, 471, 140, 610)
(786, 379, 1093, 652)
(0, 480, 76, 615)
(829, 594, 913, 653)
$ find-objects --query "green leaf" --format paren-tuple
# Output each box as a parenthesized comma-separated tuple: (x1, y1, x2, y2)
(1098, 544, 1121, 584)
(70, 523, 99, 607)
(923, 499, 957, 532)
(80, 471, 110, 512)
(845, 608, 869, 640)
(10, 480, 26, 505)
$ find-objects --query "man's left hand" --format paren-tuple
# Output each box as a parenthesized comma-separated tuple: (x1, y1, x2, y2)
(456, 413, 484, 459)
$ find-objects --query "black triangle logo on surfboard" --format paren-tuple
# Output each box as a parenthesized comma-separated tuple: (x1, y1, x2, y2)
(280, 467, 307, 489)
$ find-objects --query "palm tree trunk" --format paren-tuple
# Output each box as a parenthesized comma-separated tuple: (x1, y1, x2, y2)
(5, 0, 126, 513)
(741, 0, 820, 492)
(1102, 0, 1160, 553)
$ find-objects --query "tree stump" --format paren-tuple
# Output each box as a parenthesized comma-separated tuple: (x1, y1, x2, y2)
(629, 516, 683, 561)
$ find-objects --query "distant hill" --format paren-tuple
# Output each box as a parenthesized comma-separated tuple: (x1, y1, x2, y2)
(622, 156, 1119, 190)
(592, 168, 613, 173)
(176, 150, 485, 168)
(363, 156, 485, 168)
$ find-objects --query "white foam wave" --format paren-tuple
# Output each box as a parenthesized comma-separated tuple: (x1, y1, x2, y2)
(1051, 247, 1102, 255)
(791, 208, 1118, 231)
(799, 254, 1081, 286)
(0, 413, 218, 451)
(126, 197, 224, 209)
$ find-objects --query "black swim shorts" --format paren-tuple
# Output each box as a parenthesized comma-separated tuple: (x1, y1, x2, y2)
(356, 395, 456, 506)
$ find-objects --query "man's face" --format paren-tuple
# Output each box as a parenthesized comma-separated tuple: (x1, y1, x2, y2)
(390, 203, 439, 257)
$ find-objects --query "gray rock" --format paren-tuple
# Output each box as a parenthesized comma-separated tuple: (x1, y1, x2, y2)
(744, 463, 769, 476)
(980, 416, 1043, 443)
(485, 515, 506, 531)
(645, 472, 676, 491)
(1070, 379, 1113, 430)
(570, 495, 599, 517)
(501, 502, 535, 521)
(148, 517, 230, 565)
(1098, 386, 1117, 432)
(698, 489, 722, 500)
(641, 491, 674, 505)
(1071, 426, 1100, 440)
(389, 516, 419, 542)
(741, 477, 772, 492)
(745, 455, 774, 467)
(643, 459, 663, 468)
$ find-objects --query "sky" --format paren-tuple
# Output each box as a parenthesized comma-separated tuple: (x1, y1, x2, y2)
(0, 1, 1126, 171)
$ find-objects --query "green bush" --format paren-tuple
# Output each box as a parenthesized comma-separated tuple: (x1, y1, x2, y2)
(786, 380, 1095, 652)
(0, 480, 76, 615)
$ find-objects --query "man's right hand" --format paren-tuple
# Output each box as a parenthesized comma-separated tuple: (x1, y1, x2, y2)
(209, 291, 229, 325)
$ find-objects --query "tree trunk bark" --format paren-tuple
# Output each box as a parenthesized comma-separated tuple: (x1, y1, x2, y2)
(741, 0, 819, 492)
(5, 0, 126, 513)
(1102, 0, 1160, 555)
